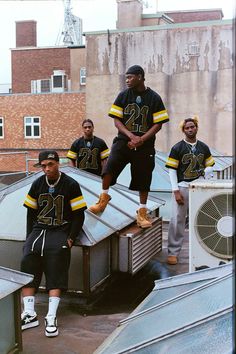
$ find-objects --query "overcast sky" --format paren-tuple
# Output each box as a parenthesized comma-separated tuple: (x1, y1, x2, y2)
(0, 0, 234, 87)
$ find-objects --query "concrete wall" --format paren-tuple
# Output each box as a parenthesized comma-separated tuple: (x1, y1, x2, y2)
(117, 0, 142, 29)
(70, 47, 86, 91)
(85, 21, 233, 155)
(0, 92, 85, 172)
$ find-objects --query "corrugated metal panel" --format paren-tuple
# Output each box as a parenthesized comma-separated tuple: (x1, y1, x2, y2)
(119, 218, 162, 274)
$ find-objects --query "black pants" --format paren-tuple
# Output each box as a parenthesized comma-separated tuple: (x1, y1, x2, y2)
(21, 227, 71, 292)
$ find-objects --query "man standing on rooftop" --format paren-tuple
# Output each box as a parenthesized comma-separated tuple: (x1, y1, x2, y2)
(89, 65, 169, 228)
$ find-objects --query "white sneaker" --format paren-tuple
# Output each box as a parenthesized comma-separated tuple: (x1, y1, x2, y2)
(21, 312, 39, 330)
(45, 316, 58, 337)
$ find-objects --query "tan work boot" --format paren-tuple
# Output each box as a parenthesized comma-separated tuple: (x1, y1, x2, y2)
(167, 255, 178, 265)
(136, 208, 152, 228)
(89, 193, 111, 214)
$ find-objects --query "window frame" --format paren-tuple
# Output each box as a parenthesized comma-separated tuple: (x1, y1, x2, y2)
(80, 67, 86, 86)
(0, 117, 4, 139)
(24, 116, 41, 139)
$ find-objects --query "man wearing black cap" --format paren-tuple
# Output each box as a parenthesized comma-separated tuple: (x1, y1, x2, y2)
(20, 150, 87, 337)
(89, 65, 169, 228)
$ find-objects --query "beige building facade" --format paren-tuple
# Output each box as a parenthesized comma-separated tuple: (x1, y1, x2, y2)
(84, 11, 233, 155)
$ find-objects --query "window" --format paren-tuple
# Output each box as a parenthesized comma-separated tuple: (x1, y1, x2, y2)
(51, 70, 67, 92)
(0, 117, 4, 138)
(187, 41, 200, 57)
(53, 75, 63, 88)
(24, 116, 41, 138)
(40, 79, 51, 93)
(80, 67, 86, 85)
(31, 79, 51, 93)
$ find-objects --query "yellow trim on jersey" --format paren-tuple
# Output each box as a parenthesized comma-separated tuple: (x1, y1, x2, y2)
(24, 194, 37, 209)
(109, 104, 123, 119)
(67, 150, 77, 160)
(205, 155, 215, 167)
(70, 195, 87, 211)
(101, 148, 109, 160)
(153, 109, 169, 124)
(166, 157, 179, 169)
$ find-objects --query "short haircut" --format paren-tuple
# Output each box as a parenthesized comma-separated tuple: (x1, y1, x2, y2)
(82, 119, 94, 127)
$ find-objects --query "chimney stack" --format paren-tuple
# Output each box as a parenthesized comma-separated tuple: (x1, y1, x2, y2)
(16, 20, 37, 47)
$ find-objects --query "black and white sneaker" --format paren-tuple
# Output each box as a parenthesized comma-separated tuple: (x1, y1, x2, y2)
(45, 316, 58, 337)
(21, 312, 39, 330)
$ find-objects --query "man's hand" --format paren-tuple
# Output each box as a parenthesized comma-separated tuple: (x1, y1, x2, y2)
(127, 136, 143, 149)
(174, 190, 184, 205)
(67, 238, 74, 248)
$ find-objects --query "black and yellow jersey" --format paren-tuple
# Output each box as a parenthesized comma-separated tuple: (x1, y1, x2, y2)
(165, 140, 215, 183)
(108, 87, 169, 147)
(23, 172, 87, 229)
(67, 136, 109, 176)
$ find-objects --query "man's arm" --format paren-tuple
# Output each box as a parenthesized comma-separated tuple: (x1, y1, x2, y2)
(69, 159, 76, 167)
(169, 168, 184, 205)
(26, 208, 37, 237)
(101, 157, 108, 170)
(67, 210, 85, 247)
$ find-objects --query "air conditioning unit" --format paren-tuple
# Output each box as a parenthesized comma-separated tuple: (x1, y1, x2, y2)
(189, 180, 233, 272)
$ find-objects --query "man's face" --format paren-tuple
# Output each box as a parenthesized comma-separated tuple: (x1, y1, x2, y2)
(40, 159, 59, 179)
(183, 121, 198, 140)
(125, 74, 141, 88)
(82, 123, 94, 139)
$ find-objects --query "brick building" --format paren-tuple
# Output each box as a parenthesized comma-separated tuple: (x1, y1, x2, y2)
(0, 20, 86, 173)
(0, 1, 232, 174)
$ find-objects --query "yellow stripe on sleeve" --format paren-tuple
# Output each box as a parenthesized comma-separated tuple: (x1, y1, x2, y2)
(101, 149, 110, 160)
(166, 157, 179, 169)
(24, 194, 37, 209)
(153, 110, 169, 124)
(67, 150, 77, 160)
(70, 195, 87, 211)
(205, 155, 215, 167)
(109, 104, 123, 119)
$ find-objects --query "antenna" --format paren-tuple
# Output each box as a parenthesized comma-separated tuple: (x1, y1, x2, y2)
(56, 0, 83, 46)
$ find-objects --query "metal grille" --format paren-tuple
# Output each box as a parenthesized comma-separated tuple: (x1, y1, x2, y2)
(195, 193, 233, 259)
(119, 217, 162, 275)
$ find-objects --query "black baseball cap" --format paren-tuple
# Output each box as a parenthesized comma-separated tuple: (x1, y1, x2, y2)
(126, 65, 145, 77)
(34, 150, 59, 167)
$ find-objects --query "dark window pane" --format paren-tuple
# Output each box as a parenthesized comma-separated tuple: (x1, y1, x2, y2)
(34, 117, 39, 123)
(26, 126, 31, 136)
(34, 126, 40, 136)
(53, 76, 62, 88)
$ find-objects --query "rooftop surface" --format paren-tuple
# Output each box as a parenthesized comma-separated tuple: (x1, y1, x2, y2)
(21, 222, 189, 354)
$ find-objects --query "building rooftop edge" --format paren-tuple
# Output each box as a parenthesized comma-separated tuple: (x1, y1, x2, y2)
(10, 45, 85, 51)
(84, 19, 232, 36)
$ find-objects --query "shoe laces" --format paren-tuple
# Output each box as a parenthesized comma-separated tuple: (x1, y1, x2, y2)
(45, 316, 57, 327)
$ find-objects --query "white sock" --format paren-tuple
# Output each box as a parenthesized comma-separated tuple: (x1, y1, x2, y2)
(23, 296, 35, 315)
(102, 189, 109, 194)
(139, 204, 147, 209)
(46, 297, 60, 318)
